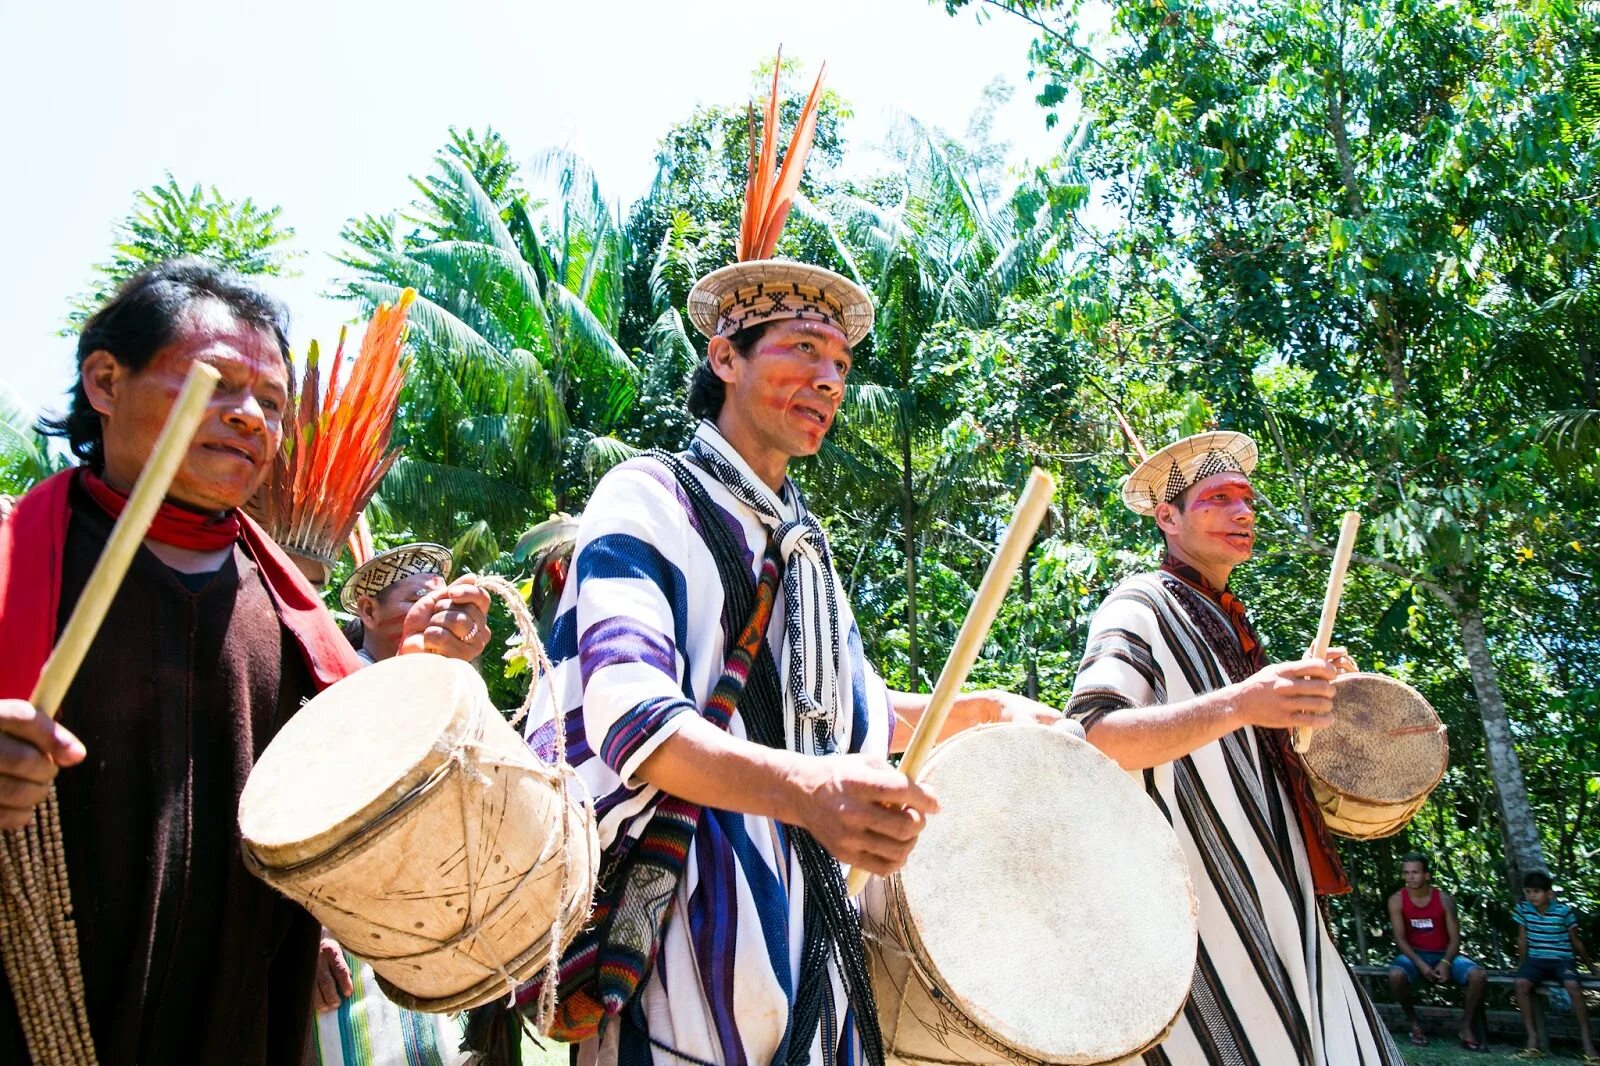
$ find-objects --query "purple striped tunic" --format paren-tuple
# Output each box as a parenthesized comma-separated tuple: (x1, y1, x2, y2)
(526, 425, 894, 1066)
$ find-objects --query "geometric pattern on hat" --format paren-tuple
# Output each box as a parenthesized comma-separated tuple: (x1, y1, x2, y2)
(339, 541, 453, 610)
(1122, 430, 1258, 516)
(687, 259, 875, 347)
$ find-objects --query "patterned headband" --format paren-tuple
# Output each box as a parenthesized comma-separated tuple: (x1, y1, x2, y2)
(339, 542, 453, 610)
(1158, 449, 1246, 505)
(715, 282, 848, 340)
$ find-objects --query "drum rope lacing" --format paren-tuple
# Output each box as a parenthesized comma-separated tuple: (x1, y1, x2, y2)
(244, 576, 592, 1031)
(478, 573, 590, 1035)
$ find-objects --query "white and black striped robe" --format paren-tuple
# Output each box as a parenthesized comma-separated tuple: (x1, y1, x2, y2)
(1069, 571, 1402, 1066)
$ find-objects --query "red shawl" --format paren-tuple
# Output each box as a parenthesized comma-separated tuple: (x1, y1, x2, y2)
(1162, 557, 1352, 897)
(0, 468, 361, 703)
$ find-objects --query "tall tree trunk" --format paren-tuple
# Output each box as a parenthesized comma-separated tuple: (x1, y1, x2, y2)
(1021, 548, 1039, 701)
(1577, 321, 1595, 407)
(1456, 605, 1548, 890)
(901, 435, 919, 685)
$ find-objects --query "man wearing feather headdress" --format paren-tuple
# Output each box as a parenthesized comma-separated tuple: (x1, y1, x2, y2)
(0, 259, 491, 1065)
(517, 59, 1059, 1066)
(1068, 432, 1402, 1066)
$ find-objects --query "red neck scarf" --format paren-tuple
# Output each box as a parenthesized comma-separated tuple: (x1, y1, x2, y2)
(0, 468, 361, 704)
(80, 470, 241, 551)
(1161, 555, 1352, 897)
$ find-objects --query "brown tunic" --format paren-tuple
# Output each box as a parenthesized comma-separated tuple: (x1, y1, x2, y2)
(0, 484, 320, 1064)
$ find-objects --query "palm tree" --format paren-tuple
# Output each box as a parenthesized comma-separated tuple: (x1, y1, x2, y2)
(798, 118, 1068, 683)
(0, 379, 67, 496)
(338, 132, 642, 547)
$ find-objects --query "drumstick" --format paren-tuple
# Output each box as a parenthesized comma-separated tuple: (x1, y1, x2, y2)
(845, 467, 1056, 896)
(1292, 510, 1361, 754)
(29, 363, 221, 717)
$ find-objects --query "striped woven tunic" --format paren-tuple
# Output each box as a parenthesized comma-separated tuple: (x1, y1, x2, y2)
(525, 426, 895, 1066)
(1069, 571, 1402, 1066)
(312, 953, 464, 1066)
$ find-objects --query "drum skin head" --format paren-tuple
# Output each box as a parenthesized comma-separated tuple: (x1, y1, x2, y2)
(238, 653, 600, 1011)
(1304, 673, 1447, 805)
(240, 654, 480, 862)
(888, 724, 1196, 1064)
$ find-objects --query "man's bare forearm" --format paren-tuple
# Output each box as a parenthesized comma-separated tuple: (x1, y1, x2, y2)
(634, 716, 800, 822)
(1083, 687, 1244, 770)
(887, 689, 991, 750)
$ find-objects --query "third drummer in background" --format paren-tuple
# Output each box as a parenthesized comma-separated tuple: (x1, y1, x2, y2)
(1068, 431, 1403, 1066)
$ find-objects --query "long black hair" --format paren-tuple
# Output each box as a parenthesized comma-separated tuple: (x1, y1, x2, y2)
(42, 257, 291, 467)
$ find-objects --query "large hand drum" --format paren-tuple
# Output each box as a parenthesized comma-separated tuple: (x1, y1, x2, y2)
(864, 724, 1196, 1065)
(1301, 673, 1447, 840)
(239, 653, 598, 1012)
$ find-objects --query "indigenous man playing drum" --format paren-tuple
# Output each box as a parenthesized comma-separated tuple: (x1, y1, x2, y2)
(1069, 432, 1403, 1066)
(524, 65, 1059, 1063)
(0, 259, 492, 1065)
(527, 282, 1060, 1066)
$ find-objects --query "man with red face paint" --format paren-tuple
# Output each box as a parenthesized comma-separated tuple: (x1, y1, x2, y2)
(515, 59, 1060, 1065)
(1069, 432, 1401, 1066)
(0, 258, 492, 1065)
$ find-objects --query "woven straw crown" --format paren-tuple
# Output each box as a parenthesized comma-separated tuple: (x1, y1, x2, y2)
(687, 260, 874, 347)
(339, 542, 453, 610)
(1122, 431, 1258, 516)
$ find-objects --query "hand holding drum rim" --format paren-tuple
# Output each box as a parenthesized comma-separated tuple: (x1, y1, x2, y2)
(1226, 656, 1339, 732)
(958, 687, 1066, 728)
(0, 698, 87, 830)
(1323, 644, 1359, 676)
(778, 753, 940, 878)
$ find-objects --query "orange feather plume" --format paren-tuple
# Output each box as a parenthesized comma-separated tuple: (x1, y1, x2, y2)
(738, 52, 827, 262)
(247, 290, 415, 566)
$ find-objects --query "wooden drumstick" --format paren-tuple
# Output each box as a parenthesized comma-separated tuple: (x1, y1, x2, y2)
(845, 467, 1056, 896)
(29, 362, 221, 717)
(1293, 510, 1361, 754)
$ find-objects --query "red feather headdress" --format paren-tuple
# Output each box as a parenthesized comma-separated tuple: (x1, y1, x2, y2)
(246, 290, 414, 573)
(686, 53, 874, 347)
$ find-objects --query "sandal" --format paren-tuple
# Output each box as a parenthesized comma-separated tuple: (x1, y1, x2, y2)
(1459, 1037, 1487, 1052)
(1513, 1050, 1545, 1060)
(1408, 1026, 1427, 1047)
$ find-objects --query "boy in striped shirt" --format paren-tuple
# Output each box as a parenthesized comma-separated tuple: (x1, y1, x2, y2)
(1513, 870, 1598, 1060)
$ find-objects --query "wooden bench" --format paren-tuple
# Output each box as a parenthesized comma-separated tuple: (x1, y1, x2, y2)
(1351, 963, 1600, 1051)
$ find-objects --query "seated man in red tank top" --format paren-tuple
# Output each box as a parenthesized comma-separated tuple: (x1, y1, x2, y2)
(1387, 851, 1488, 1050)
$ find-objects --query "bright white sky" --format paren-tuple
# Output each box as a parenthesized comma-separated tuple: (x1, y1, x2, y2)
(0, 0, 1066, 417)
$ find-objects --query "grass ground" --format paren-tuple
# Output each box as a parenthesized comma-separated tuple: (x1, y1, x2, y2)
(520, 1034, 569, 1065)
(1403, 1043, 1595, 1065)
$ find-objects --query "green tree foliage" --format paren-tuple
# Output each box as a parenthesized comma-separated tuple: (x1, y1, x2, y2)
(338, 128, 644, 550)
(67, 174, 297, 329)
(945, 0, 1600, 948)
(0, 379, 66, 496)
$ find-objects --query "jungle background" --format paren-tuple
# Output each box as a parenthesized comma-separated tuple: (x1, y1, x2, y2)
(4, 0, 1598, 1047)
